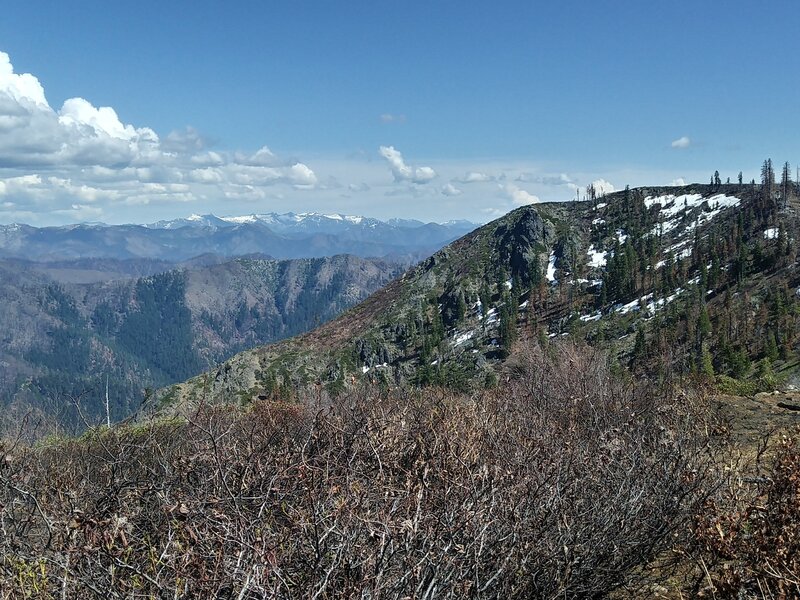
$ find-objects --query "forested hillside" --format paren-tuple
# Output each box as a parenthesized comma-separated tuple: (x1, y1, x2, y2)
(0, 255, 403, 432)
(156, 164, 800, 415)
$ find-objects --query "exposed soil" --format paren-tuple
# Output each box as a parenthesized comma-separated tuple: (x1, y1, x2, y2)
(713, 390, 800, 444)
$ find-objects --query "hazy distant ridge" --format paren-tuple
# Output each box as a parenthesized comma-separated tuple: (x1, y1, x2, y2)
(0, 212, 478, 262)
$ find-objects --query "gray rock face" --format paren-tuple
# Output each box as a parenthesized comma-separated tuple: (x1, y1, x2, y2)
(496, 209, 555, 283)
(355, 337, 392, 367)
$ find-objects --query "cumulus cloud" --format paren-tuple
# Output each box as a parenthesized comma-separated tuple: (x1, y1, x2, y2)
(671, 136, 691, 149)
(590, 179, 615, 197)
(379, 145, 436, 184)
(0, 52, 47, 106)
(441, 183, 462, 196)
(503, 183, 540, 205)
(670, 177, 686, 186)
(0, 51, 318, 223)
(379, 113, 406, 124)
(0, 53, 160, 170)
(59, 97, 146, 141)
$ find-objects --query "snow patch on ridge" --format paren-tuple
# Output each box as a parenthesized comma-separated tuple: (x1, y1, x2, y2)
(587, 245, 607, 268)
(647, 193, 741, 237)
(221, 214, 259, 224)
(546, 252, 557, 283)
(452, 330, 475, 347)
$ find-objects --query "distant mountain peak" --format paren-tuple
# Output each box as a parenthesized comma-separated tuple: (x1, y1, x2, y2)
(0, 210, 478, 262)
(144, 211, 476, 230)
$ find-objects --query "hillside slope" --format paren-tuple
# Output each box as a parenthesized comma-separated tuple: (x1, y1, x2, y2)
(1, 255, 404, 430)
(153, 181, 800, 415)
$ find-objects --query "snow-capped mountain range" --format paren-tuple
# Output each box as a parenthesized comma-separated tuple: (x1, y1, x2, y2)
(145, 212, 474, 235)
(0, 212, 478, 262)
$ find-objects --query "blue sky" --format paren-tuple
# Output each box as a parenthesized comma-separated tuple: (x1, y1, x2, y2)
(0, 1, 798, 225)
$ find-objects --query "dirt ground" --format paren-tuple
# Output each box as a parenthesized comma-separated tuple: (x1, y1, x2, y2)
(712, 390, 800, 444)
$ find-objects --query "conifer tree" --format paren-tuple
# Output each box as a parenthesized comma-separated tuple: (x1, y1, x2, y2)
(479, 282, 490, 317)
(781, 161, 792, 206)
(632, 326, 646, 364)
(529, 254, 542, 289)
(455, 291, 467, 323)
(698, 304, 711, 339)
(761, 159, 775, 207)
(700, 343, 715, 378)
(498, 303, 516, 359)
(766, 331, 779, 362)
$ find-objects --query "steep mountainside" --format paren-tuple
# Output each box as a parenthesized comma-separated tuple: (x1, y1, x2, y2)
(153, 182, 800, 415)
(0, 255, 404, 430)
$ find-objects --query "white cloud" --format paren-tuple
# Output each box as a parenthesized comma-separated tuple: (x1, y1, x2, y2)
(441, 183, 462, 196)
(0, 52, 723, 227)
(457, 171, 494, 183)
(0, 50, 319, 223)
(481, 207, 507, 219)
(379, 145, 436, 184)
(288, 162, 318, 187)
(59, 97, 149, 141)
(670, 177, 686, 186)
(0, 52, 47, 106)
(517, 172, 568, 185)
(516, 171, 580, 192)
(189, 167, 224, 184)
(590, 179, 615, 196)
(162, 126, 208, 153)
(671, 136, 691, 149)
(236, 146, 278, 167)
(503, 183, 540, 205)
(190, 151, 225, 166)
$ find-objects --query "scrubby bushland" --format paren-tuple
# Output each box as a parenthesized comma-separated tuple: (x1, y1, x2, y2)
(693, 430, 800, 598)
(0, 343, 715, 599)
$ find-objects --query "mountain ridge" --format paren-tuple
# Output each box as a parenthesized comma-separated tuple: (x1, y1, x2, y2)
(0, 212, 478, 262)
(149, 181, 800, 416)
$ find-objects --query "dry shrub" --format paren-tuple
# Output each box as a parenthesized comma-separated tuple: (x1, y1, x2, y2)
(0, 342, 715, 598)
(693, 429, 800, 598)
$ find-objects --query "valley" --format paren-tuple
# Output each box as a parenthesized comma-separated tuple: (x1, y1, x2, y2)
(0, 253, 406, 431)
(0, 212, 477, 431)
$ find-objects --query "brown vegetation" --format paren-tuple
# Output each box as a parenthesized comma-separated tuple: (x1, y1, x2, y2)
(693, 430, 800, 598)
(0, 343, 759, 598)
